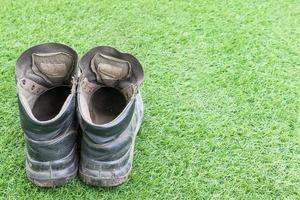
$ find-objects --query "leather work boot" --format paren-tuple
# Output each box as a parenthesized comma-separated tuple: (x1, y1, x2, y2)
(16, 43, 78, 187)
(77, 46, 144, 186)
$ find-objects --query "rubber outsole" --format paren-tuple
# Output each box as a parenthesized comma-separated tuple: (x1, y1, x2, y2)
(27, 170, 77, 187)
(79, 169, 130, 187)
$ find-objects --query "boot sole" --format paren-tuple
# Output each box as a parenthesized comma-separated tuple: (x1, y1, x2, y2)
(27, 170, 77, 187)
(79, 169, 130, 187)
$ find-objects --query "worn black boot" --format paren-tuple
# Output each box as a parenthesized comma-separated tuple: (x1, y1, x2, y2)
(77, 46, 144, 186)
(16, 43, 78, 187)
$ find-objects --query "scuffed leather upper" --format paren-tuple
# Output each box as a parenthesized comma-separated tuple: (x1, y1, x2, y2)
(78, 93, 144, 179)
(18, 96, 77, 162)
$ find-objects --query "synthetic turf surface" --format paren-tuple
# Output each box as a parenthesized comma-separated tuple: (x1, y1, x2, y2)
(0, 0, 299, 199)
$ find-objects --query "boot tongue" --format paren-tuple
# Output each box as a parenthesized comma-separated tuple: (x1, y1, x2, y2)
(90, 53, 131, 87)
(32, 52, 74, 85)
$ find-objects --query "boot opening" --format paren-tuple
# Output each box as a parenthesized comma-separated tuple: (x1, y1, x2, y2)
(32, 86, 71, 121)
(90, 87, 127, 124)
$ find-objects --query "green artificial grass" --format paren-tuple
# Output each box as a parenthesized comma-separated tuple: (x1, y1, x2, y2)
(0, 0, 300, 199)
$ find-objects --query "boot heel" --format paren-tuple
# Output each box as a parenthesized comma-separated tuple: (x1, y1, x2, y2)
(26, 145, 78, 187)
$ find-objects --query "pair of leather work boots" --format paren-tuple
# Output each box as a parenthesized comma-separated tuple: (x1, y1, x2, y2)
(15, 43, 144, 187)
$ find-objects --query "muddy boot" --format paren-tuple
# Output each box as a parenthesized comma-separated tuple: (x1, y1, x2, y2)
(16, 43, 79, 187)
(77, 46, 144, 186)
